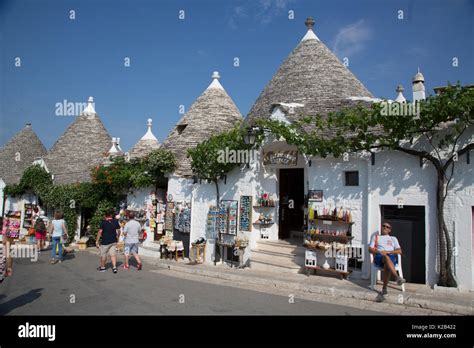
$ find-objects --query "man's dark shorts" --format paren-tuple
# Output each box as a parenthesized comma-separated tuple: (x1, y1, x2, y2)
(374, 253, 398, 268)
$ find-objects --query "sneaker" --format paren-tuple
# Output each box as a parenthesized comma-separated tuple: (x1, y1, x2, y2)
(396, 277, 406, 286)
(137, 263, 142, 271)
(382, 287, 388, 295)
(97, 267, 106, 272)
(122, 264, 130, 270)
(51, 259, 58, 264)
(113, 267, 117, 274)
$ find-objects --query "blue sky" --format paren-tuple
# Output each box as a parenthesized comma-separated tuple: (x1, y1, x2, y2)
(1, 0, 473, 151)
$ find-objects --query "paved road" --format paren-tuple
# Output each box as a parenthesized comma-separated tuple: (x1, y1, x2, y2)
(0, 249, 381, 315)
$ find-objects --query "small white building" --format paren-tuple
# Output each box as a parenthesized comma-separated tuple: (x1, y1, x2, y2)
(0, 123, 47, 237)
(160, 18, 474, 291)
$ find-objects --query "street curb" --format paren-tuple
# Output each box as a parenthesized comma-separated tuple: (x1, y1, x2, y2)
(83, 248, 470, 315)
(145, 258, 471, 315)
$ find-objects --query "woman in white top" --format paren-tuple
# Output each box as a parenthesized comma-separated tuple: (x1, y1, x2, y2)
(50, 211, 68, 264)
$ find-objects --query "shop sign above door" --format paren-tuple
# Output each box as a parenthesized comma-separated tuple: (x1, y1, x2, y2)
(263, 150, 298, 166)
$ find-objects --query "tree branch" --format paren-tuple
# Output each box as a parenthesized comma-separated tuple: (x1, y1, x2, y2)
(394, 146, 443, 171)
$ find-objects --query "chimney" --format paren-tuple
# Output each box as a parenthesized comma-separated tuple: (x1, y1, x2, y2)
(412, 68, 426, 102)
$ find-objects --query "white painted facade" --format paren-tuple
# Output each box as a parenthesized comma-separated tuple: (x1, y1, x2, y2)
(165, 136, 474, 290)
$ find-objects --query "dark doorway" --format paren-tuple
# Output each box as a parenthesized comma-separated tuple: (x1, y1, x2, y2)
(279, 168, 305, 239)
(381, 205, 426, 284)
(80, 208, 94, 238)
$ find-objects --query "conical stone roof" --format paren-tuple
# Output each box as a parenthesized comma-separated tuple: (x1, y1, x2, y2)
(0, 124, 47, 185)
(163, 72, 243, 177)
(44, 97, 112, 184)
(246, 18, 373, 125)
(129, 118, 161, 160)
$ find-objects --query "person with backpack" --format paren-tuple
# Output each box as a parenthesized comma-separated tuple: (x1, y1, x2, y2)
(34, 214, 47, 252)
(122, 211, 143, 271)
(369, 222, 406, 295)
(96, 211, 121, 274)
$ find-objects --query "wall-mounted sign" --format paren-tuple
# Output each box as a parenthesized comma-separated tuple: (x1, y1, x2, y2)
(263, 150, 298, 166)
(308, 190, 323, 202)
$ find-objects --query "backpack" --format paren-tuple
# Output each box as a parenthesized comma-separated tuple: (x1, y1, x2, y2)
(34, 218, 46, 232)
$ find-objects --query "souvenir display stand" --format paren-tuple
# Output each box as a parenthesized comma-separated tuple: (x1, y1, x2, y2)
(214, 200, 239, 266)
(22, 203, 38, 229)
(153, 198, 166, 241)
(2, 211, 22, 240)
(239, 196, 252, 232)
(159, 195, 192, 260)
(253, 192, 275, 240)
(304, 202, 354, 279)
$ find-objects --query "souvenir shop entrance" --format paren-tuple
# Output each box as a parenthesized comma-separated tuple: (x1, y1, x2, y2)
(278, 168, 305, 240)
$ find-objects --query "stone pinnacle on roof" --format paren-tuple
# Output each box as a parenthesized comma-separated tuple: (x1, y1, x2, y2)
(413, 68, 425, 83)
(395, 84, 406, 102)
(301, 16, 319, 41)
(129, 118, 160, 160)
(207, 71, 224, 90)
(108, 137, 121, 155)
(81, 96, 96, 117)
(141, 118, 158, 141)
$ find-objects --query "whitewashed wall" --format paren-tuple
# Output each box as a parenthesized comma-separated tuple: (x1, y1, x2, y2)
(307, 156, 368, 277)
(369, 151, 438, 285)
(443, 156, 474, 290)
(166, 145, 473, 289)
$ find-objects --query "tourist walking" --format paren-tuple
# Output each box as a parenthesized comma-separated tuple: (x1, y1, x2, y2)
(1, 216, 15, 277)
(122, 211, 143, 271)
(34, 214, 47, 252)
(50, 211, 68, 264)
(96, 211, 121, 273)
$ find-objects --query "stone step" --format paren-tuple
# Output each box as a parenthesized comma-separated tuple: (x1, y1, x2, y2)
(250, 254, 303, 274)
(139, 242, 162, 258)
(252, 249, 305, 265)
(251, 247, 305, 259)
(254, 241, 305, 255)
(250, 247, 304, 274)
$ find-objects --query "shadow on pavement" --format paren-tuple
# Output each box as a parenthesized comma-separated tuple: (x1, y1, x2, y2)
(0, 288, 43, 315)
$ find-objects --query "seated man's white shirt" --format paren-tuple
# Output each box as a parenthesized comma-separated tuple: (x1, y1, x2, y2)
(369, 234, 400, 252)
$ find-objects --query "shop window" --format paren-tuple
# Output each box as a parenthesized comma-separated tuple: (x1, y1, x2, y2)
(176, 124, 187, 135)
(344, 171, 359, 186)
